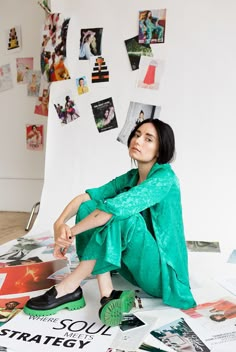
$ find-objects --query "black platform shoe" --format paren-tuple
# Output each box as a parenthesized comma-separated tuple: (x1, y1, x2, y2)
(99, 289, 135, 327)
(23, 286, 86, 316)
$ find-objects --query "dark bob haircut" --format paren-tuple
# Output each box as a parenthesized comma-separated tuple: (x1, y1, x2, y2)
(127, 118, 175, 164)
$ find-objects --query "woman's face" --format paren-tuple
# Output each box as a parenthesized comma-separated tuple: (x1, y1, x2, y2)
(129, 122, 159, 164)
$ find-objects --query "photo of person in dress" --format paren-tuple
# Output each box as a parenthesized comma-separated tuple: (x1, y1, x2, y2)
(79, 28, 103, 60)
(137, 56, 164, 90)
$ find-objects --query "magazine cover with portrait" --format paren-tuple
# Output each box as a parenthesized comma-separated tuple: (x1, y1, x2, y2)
(91, 97, 118, 133)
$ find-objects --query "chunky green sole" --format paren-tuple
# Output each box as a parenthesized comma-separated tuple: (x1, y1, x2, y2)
(23, 296, 86, 317)
(99, 290, 135, 327)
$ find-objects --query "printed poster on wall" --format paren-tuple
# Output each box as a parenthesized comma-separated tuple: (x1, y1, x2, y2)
(5, 25, 22, 53)
(16, 57, 33, 84)
(34, 77, 50, 117)
(0, 64, 13, 93)
(124, 35, 153, 71)
(91, 97, 118, 133)
(53, 91, 80, 125)
(79, 28, 103, 60)
(26, 124, 43, 151)
(117, 101, 161, 145)
(41, 14, 71, 82)
(138, 9, 166, 44)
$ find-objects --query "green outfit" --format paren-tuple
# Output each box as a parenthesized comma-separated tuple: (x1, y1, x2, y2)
(75, 163, 196, 310)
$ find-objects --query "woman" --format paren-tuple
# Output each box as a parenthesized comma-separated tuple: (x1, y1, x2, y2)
(24, 118, 196, 326)
(79, 30, 96, 60)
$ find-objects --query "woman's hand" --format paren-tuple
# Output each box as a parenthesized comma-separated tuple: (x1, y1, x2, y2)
(53, 223, 73, 259)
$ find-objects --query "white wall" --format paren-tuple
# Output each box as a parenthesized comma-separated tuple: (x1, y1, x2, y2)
(0, 0, 46, 211)
(1, 0, 236, 251)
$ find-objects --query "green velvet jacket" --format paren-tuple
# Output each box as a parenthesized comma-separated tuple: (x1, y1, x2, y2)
(86, 163, 196, 309)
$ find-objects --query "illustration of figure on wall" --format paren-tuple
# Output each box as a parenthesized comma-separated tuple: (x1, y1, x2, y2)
(40, 14, 71, 82)
(79, 27, 103, 60)
(139, 9, 166, 44)
(137, 56, 164, 90)
(91, 56, 109, 83)
(91, 97, 118, 133)
(76, 76, 89, 95)
(143, 59, 158, 85)
(7, 26, 20, 50)
(26, 125, 43, 151)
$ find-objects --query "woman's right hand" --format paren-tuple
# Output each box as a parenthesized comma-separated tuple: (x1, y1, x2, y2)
(53, 223, 73, 259)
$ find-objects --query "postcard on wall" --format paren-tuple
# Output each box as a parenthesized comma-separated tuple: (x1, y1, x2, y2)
(137, 56, 164, 90)
(0, 64, 13, 93)
(26, 124, 43, 151)
(41, 14, 71, 82)
(79, 27, 103, 60)
(139, 9, 166, 45)
(76, 76, 89, 95)
(151, 317, 210, 351)
(0, 296, 30, 327)
(91, 56, 109, 84)
(34, 77, 50, 116)
(117, 101, 161, 145)
(26, 70, 41, 97)
(16, 57, 33, 84)
(124, 35, 153, 71)
(186, 241, 221, 252)
(5, 25, 21, 53)
(53, 91, 80, 125)
(91, 97, 118, 133)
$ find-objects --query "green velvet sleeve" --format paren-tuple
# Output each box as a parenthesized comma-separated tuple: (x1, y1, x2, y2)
(85, 169, 137, 202)
(96, 164, 177, 219)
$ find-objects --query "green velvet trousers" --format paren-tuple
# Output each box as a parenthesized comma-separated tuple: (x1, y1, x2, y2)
(75, 200, 162, 297)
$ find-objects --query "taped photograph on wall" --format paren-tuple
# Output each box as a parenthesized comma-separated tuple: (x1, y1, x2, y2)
(79, 28, 103, 60)
(91, 97, 118, 133)
(117, 101, 161, 145)
(76, 76, 89, 95)
(0, 64, 13, 92)
(41, 14, 71, 82)
(27, 70, 41, 97)
(26, 124, 43, 151)
(139, 9, 166, 44)
(124, 35, 153, 71)
(34, 77, 50, 117)
(5, 25, 21, 53)
(137, 56, 164, 90)
(16, 57, 33, 84)
(53, 92, 80, 125)
(91, 56, 109, 83)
